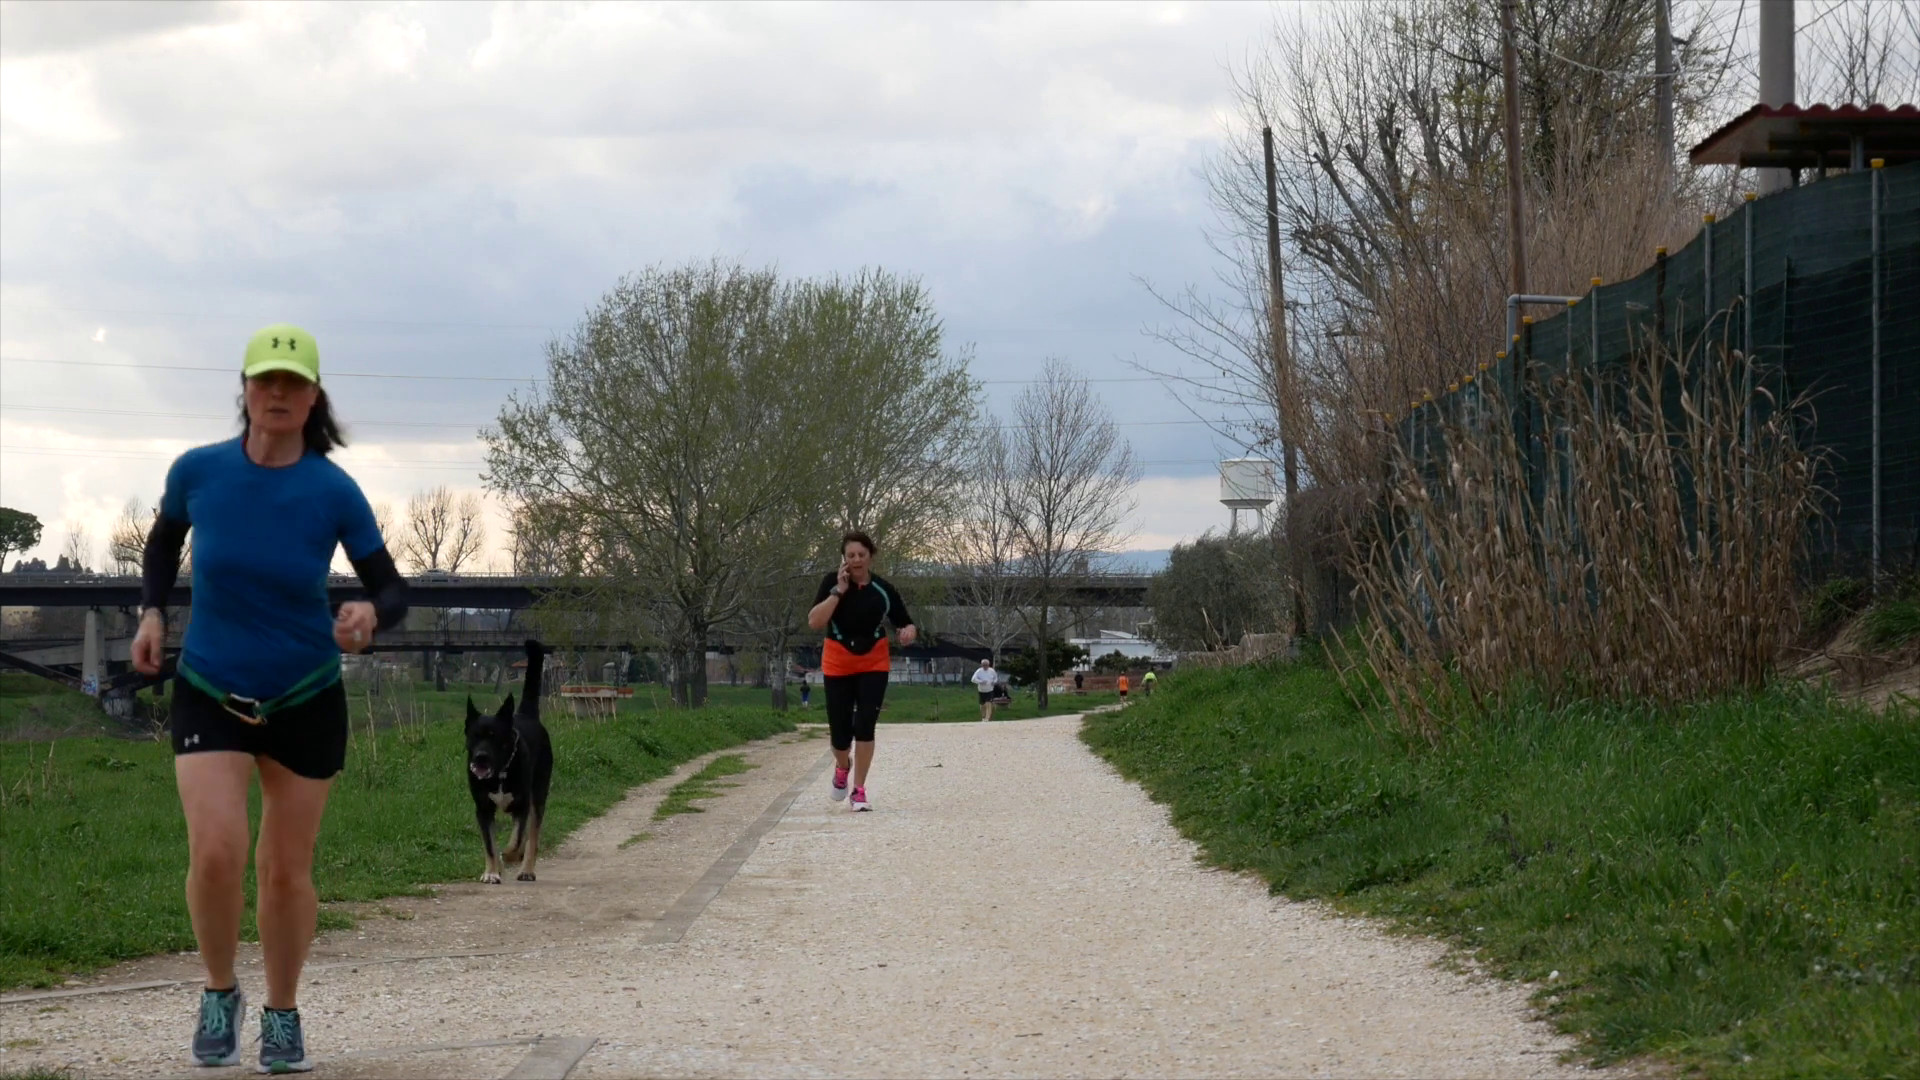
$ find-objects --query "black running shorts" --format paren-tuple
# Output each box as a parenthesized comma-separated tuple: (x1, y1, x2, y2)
(823, 671, 887, 750)
(169, 676, 350, 781)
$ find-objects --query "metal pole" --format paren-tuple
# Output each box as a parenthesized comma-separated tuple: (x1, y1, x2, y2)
(1591, 277, 1602, 418)
(1743, 192, 1756, 453)
(1757, 0, 1796, 195)
(1263, 126, 1306, 638)
(1703, 215, 1716, 432)
(1703, 213, 1715, 318)
(1507, 294, 1579, 345)
(1654, 0, 1676, 182)
(1872, 159, 1884, 589)
(1501, 0, 1528, 299)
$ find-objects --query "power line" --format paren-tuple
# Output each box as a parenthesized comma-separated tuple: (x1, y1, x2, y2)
(1, 356, 539, 383)
(0, 442, 1222, 471)
(0, 354, 1236, 388)
(0, 444, 486, 472)
(0, 404, 483, 430)
(0, 402, 1219, 430)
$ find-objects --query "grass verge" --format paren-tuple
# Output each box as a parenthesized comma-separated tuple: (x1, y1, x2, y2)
(653, 753, 755, 819)
(0, 693, 793, 990)
(1080, 655, 1920, 1078)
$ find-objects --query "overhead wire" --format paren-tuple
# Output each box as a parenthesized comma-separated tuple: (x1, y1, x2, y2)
(0, 354, 1234, 388)
(0, 402, 1219, 431)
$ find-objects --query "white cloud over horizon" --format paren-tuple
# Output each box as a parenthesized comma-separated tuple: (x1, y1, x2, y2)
(1, 0, 1289, 569)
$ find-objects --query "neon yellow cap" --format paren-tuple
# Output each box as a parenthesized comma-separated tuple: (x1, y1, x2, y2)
(243, 324, 320, 382)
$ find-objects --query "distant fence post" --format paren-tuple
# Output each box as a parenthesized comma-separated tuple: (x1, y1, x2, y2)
(1743, 193, 1756, 453)
(1871, 159, 1885, 590)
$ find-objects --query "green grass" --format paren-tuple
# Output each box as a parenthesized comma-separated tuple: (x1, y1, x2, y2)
(0, 672, 133, 741)
(1081, 656, 1920, 1078)
(653, 753, 755, 819)
(0, 686, 794, 991)
(1862, 598, 1920, 650)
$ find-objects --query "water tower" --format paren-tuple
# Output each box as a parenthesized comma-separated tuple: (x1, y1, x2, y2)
(1220, 457, 1277, 535)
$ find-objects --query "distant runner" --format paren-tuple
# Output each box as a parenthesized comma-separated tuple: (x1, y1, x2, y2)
(972, 657, 1000, 722)
(1118, 673, 1130, 700)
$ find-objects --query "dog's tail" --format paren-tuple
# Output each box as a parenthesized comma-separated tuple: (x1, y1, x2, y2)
(522, 639, 547, 719)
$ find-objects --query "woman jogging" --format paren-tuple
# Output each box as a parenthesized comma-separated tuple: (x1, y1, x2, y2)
(807, 531, 916, 811)
(132, 324, 407, 1073)
(971, 657, 1000, 722)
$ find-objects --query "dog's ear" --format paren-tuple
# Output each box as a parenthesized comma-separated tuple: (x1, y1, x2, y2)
(496, 693, 516, 720)
(465, 696, 479, 727)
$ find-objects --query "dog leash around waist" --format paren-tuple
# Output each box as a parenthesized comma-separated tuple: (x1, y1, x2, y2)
(177, 658, 341, 726)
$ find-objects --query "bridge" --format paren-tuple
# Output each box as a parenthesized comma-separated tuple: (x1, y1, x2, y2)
(0, 572, 1150, 610)
(0, 572, 1151, 699)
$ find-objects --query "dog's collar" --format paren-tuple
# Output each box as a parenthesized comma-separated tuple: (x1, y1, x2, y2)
(499, 728, 522, 775)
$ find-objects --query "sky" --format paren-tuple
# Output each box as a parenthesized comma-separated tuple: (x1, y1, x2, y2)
(0, 0, 1289, 571)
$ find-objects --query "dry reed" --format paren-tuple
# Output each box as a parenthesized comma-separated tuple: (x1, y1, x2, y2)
(1338, 329, 1823, 738)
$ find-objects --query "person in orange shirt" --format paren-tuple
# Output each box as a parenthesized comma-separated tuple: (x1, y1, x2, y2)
(1117, 673, 1130, 699)
(807, 531, 917, 811)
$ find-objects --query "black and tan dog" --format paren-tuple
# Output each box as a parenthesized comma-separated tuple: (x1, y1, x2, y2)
(466, 640, 554, 883)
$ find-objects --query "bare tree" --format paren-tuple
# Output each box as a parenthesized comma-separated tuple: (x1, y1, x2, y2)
(61, 522, 94, 574)
(108, 498, 146, 575)
(1146, 1, 1743, 490)
(370, 501, 396, 545)
(1802, 0, 1920, 107)
(399, 486, 485, 573)
(1001, 360, 1138, 707)
(941, 428, 1028, 667)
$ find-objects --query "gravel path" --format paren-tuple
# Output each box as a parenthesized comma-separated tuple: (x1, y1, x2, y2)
(1, 716, 1614, 1079)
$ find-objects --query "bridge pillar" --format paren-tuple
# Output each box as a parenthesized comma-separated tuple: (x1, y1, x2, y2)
(81, 606, 105, 696)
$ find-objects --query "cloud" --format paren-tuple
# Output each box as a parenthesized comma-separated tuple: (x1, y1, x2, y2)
(1, 1, 1293, 567)
(0, 1, 243, 60)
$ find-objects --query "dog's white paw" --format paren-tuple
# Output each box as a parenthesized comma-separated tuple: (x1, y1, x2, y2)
(480, 871, 502, 884)
(516, 870, 536, 882)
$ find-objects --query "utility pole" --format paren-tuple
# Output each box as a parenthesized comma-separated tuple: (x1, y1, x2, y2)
(1654, 0, 1675, 181)
(1263, 125, 1306, 640)
(1500, 0, 1528, 297)
(1757, 0, 1795, 194)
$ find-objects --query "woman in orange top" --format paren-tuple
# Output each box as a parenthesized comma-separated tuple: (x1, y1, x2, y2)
(1118, 673, 1130, 698)
(807, 531, 917, 811)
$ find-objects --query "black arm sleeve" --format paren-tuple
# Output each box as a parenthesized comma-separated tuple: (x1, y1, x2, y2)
(140, 514, 190, 613)
(887, 577, 915, 629)
(349, 546, 409, 631)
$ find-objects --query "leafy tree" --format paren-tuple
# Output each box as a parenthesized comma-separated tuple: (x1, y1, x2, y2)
(1147, 531, 1289, 651)
(0, 507, 44, 572)
(1091, 650, 1132, 675)
(736, 270, 975, 710)
(1000, 638, 1088, 687)
(486, 263, 975, 708)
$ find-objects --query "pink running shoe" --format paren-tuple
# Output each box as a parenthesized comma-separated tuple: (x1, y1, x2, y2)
(830, 765, 850, 801)
(850, 786, 871, 812)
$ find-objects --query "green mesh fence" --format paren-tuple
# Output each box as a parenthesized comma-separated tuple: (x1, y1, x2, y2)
(1400, 163, 1920, 579)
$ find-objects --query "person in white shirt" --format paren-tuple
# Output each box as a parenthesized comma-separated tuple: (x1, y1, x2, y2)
(971, 658, 1000, 722)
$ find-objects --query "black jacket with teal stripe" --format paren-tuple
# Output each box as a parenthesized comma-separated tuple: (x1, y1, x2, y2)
(815, 572, 914, 655)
